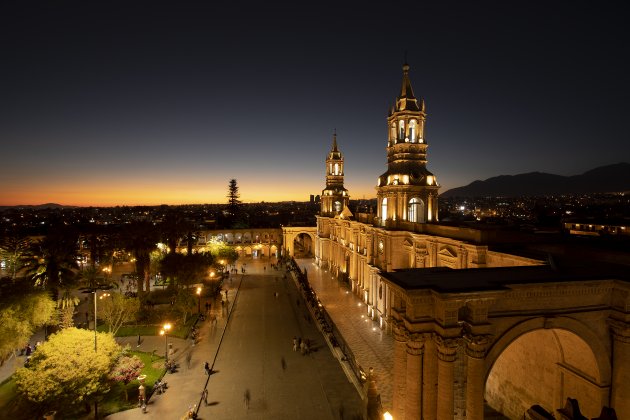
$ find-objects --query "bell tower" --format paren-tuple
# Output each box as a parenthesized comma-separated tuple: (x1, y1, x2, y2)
(321, 131, 349, 216)
(376, 62, 439, 226)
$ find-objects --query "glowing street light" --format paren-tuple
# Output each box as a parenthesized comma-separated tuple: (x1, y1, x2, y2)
(383, 412, 393, 420)
(160, 322, 172, 363)
(196, 287, 202, 314)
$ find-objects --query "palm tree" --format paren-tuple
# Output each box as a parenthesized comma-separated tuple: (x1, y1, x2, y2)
(24, 227, 79, 298)
(0, 235, 31, 280)
(160, 210, 191, 255)
(121, 221, 158, 294)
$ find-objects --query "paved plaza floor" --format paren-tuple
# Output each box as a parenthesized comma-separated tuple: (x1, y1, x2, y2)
(107, 258, 364, 420)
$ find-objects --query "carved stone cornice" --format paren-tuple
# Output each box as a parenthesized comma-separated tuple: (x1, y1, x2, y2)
(392, 320, 409, 343)
(463, 333, 493, 359)
(435, 335, 459, 362)
(406, 333, 425, 356)
(608, 319, 630, 344)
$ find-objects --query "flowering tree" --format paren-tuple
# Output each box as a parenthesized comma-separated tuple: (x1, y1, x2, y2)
(109, 355, 144, 401)
(14, 327, 120, 414)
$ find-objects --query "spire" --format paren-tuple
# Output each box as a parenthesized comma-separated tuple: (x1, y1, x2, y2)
(332, 129, 338, 152)
(396, 62, 420, 112)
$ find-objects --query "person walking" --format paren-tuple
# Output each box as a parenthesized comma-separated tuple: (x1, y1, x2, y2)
(201, 389, 208, 406)
(292, 337, 298, 352)
(243, 389, 251, 409)
(300, 340, 306, 355)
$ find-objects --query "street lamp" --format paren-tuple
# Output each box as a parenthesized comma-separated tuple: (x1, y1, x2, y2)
(196, 287, 202, 314)
(80, 284, 114, 352)
(160, 323, 172, 363)
(383, 412, 393, 420)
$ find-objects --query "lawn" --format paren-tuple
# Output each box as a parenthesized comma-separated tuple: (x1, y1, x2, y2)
(98, 313, 200, 339)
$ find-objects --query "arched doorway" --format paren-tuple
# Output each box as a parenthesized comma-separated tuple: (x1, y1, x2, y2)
(293, 233, 313, 258)
(485, 328, 605, 419)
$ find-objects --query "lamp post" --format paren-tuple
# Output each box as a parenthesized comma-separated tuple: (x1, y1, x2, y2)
(160, 323, 172, 363)
(196, 287, 202, 314)
(81, 284, 113, 352)
(80, 283, 113, 420)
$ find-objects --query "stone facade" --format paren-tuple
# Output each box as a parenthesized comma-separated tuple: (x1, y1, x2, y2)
(283, 62, 630, 419)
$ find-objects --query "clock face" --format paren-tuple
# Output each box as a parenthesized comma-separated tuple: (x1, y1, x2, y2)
(378, 240, 384, 253)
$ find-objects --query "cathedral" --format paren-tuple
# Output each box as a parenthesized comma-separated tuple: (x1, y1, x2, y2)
(306, 63, 630, 419)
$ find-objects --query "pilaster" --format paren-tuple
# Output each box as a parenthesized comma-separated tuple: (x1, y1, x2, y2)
(422, 333, 438, 420)
(392, 321, 408, 420)
(609, 319, 630, 419)
(405, 334, 425, 420)
(464, 334, 492, 420)
(435, 336, 459, 420)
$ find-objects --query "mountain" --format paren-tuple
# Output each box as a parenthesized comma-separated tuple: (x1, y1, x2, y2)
(0, 203, 77, 210)
(440, 163, 630, 198)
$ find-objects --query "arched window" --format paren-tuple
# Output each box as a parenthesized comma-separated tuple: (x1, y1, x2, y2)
(409, 119, 417, 142)
(334, 163, 339, 175)
(334, 201, 342, 212)
(390, 123, 396, 144)
(381, 198, 388, 226)
(398, 120, 405, 140)
(408, 198, 425, 223)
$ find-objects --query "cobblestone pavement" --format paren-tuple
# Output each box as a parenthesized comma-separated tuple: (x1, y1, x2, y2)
(295, 258, 395, 413)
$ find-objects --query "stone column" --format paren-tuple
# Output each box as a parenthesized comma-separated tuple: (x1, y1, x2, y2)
(392, 321, 408, 420)
(406, 334, 425, 420)
(464, 334, 491, 420)
(436, 336, 459, 420)
(423, 333, 438, 420)
(610, 319, 630, 419)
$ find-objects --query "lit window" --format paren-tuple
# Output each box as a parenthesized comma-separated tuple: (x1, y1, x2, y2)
(381, 198, 388, 225)
(408, 198, 425, 223)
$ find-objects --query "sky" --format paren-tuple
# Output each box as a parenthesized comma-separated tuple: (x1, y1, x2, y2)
(1, 1, 628, 206)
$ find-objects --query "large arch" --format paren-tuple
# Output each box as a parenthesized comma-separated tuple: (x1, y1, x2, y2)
(484, 316, 612, 419)
(281, 227, 317, 257)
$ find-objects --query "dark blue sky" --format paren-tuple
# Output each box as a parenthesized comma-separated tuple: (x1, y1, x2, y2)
(1, 2, 628, 205)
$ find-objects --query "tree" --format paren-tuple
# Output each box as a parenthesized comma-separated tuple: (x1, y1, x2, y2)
(0, 288, 56, 364)
(227, 178, 241, 211)
(24, 227, 79, 295)
(109, 354, 144, 401)
(121, 221, 158, 294)
(0, 235, 31, 280)
(14, 327, 121, 414)
(159, 252, 213, 289)
(226, 179, 247, 228)
(98, 292, 140, 335)
(173, 288, 196, 324)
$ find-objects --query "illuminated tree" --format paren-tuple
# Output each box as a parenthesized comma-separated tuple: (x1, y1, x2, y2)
(0, 288, 56, 364)
(109, 354, 144, 401)
(98, 292, 140, 335)
(0, 235, 31, 280)
(14, 327, 121, 414)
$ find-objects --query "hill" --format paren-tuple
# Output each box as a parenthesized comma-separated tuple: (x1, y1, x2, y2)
(440, 163, 630, 198)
